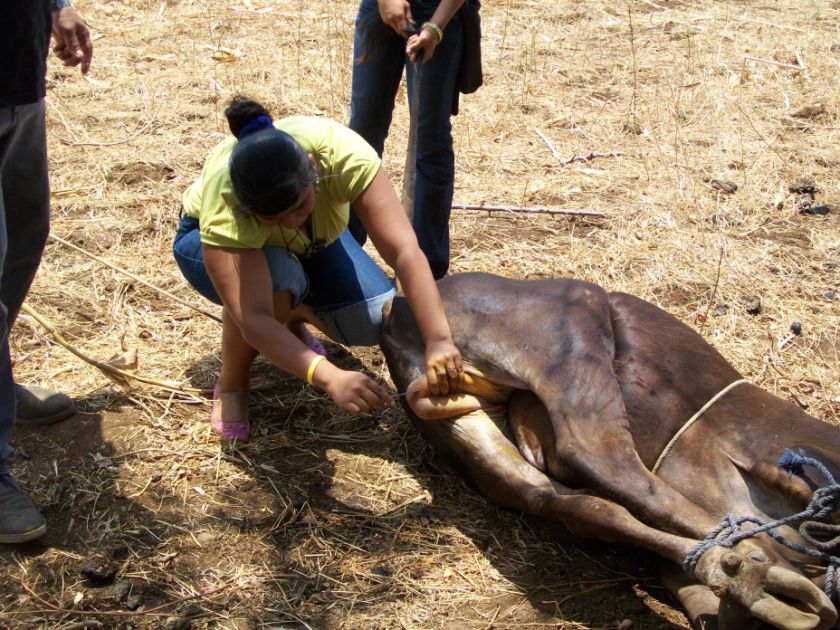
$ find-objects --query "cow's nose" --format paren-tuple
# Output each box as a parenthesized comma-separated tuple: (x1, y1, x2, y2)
(721, 551, 743, 575)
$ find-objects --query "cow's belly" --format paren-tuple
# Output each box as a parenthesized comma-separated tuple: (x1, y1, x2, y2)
(506, 390, 588, 488)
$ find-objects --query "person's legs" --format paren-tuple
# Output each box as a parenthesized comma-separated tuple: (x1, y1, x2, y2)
(347, 0, 407, 245)
(173, 217, 223, 305)
(212, 308, 257, 413)
(284, 301, 328, 355)
(0, 108, 14, 477)
(0, 102, 49, 329)
(174, 224, 318, 440)
(0, 102, 48, 543)
(406, 11, 464, 279)
(0, 100, 75, 425)
(301, 230, 396, 347)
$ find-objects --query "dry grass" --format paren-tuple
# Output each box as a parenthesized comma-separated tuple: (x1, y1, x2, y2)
(1, 0, 838, 628)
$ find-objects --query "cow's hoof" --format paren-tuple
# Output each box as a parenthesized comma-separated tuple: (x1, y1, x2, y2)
(695, 542, 837, 630)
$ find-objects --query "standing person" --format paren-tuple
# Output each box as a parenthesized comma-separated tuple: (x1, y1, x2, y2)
(173, 96, 464, 443)
(0, 0, 93, 544)
(348, 0, 481, 280)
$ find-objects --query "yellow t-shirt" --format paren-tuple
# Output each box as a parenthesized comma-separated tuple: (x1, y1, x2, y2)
(181, 117, 381, 255)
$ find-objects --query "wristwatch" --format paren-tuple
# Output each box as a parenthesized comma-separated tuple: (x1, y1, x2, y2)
(50, 0, 72, 10)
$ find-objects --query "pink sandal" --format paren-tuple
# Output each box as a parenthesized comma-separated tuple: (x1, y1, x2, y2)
(210, 385, 251, 442)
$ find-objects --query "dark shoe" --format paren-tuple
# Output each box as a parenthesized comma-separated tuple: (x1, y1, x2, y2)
(0, 474, 47, 544)
(15, 384, 75, 426)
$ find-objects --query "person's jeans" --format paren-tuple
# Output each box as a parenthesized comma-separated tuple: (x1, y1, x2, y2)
(0, 100, 50, 475)
(348, 0, 464, 280)
(173, 217, 396, 346)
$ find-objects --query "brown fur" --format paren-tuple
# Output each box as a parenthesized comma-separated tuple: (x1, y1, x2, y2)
(381, 273, 839, 630)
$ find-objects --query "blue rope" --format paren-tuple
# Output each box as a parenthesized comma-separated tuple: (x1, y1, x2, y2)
(683, 449, 840, 603)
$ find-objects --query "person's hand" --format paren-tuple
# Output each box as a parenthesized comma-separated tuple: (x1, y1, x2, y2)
(51, 7, 93, 74)
(424, 339, 463, 396)
(377, 0, 414, 38)
(406, 27, 440, 63)
(324, 368, 395, 414)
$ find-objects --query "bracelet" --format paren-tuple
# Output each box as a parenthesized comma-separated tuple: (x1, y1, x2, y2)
(421, 21, 443, 44)
(50, 0, 72, 10)
(306, 355, 325, 385)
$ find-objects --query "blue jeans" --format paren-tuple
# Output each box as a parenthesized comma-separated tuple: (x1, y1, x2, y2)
(173, 217, 396, 346)
(348, 0, 464, 280)
(0, 100, 50, 475)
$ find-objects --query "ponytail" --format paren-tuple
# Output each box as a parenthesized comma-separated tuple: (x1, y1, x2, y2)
(225, 96, 273, 138)
(225, 96, 316, 217)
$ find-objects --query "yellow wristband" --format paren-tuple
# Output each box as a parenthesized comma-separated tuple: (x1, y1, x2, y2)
(421, 21, 443, 44)
(306, 355, 325, 385)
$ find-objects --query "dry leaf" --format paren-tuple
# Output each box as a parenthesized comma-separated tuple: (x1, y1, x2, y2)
(105, 347, 138, 371)
(211, 48, 242, 63)
(792, 103, 826, 119)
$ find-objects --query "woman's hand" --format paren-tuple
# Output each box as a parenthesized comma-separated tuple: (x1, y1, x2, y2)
(406, 27, 440, 63)
(350, 169, 462, 398)
(319, 366, 394, 413)
(424, 339, 463, 396)
(377, 0, 414, 38)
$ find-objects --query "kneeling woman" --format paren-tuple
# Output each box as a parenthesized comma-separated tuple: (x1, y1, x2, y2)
(174, 96, 462, 442)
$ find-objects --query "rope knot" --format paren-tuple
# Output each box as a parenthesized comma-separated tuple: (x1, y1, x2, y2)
(779, 448, 809, 477)
(685, 450, 840, 605)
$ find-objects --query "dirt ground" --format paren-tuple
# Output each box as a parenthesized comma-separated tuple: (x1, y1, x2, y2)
(2, 0, 839, 628)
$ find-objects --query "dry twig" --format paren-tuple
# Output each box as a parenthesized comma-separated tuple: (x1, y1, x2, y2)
(452, 203, 605, 218)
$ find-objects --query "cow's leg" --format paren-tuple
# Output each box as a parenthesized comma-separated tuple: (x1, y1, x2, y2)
(660, 563, 784, 630)
(660, 564, 726, 630)
(421, 406, 837, 630)
(503, 390, 837, 630)
(508, 287, 726, 539)
(402, 382, 692, 557)
(427, 406, 706, 564)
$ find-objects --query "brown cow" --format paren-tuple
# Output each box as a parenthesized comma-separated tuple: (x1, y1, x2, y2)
(380, 273, 839, 630)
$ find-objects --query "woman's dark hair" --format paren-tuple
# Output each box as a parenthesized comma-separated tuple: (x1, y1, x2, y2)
(225, 96, 316, 217)
(225, 95, 271, 138)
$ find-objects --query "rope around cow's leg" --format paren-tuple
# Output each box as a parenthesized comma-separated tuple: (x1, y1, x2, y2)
(683, 449, 840, 603)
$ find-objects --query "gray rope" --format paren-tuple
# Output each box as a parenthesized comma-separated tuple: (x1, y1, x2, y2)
(683, 449, 840, 603)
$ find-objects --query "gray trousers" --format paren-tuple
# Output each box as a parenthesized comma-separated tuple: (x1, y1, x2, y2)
(0, 100, 50, 475)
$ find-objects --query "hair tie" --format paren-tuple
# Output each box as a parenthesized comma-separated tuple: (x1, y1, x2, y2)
(237, 114, 274, 140)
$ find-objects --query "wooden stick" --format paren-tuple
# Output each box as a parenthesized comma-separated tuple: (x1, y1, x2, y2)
(452, 203, 605, 218)
(21, 303, 204, 398)
(697, 244, 725, 335)
(60, 102, 163, 147)
(535, 128, 558, 158)
(49, 233, 222, 323)
(560, 151, 621, 166)
(744, 55, 805, 70)
(734, 16, 805, 33)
